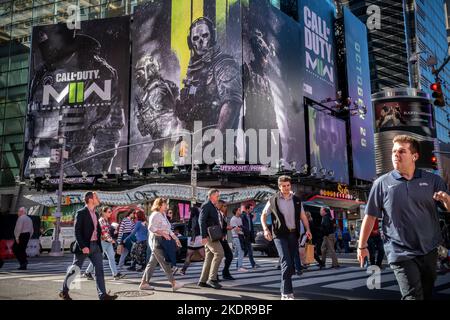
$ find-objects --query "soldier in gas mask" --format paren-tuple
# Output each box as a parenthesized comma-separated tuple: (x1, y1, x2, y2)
(134, 54, 180, 167)
(26, 23, 124, 176)
(177, 17, 242, 134)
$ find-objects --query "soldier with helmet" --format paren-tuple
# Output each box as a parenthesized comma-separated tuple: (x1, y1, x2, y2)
(133, 54, 180, 167)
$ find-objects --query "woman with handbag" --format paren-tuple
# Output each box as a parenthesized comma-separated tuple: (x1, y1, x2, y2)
(124, 210, 148, 272)
(139, 198, 183, 292)
(180, 205, 205, 275)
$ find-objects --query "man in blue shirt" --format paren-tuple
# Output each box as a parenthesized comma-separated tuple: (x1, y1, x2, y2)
(358, 135, 449, 300)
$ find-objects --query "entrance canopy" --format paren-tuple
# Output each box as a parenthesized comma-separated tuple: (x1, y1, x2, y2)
(24, 184, 277, 207)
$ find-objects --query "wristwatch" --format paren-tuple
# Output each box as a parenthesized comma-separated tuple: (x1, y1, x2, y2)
(358, 246, 368, 250)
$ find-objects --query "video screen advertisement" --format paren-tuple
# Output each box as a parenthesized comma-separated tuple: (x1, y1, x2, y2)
(308, 106, 349, 184)
(130, 0, 243, 169)
(242, 0, 307, 170)
(24, 17, 130, 177)
(343, 7, 376, 182)
(298, 0, 337, 105)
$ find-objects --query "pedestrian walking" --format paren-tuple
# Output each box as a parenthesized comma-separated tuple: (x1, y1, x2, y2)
(139, 198, 183, 292)
(241, 204, 259, 269)
(367, 219, 385, 268)
(305, 211, 325, 269)
(180, 204, 205, 275)
(230, 207, 247, 272)
(124, 210, 149, 272)
(320, 207, 340, 268)
(261, 175, 312, 300)
(59, 192, 117, 300)
(217, 200, 235, 280)
(84, 206, 125, 280)
(358, 134, 449, 300)
(117, 211, 136, 272)
(197, 189, 225, 289)
(13, 207, 34, 270)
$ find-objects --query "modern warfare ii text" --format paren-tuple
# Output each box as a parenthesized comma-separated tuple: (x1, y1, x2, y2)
(177, 304, 273, 318)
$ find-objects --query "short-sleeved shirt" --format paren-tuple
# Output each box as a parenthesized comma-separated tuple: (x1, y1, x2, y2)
(365, 169, 448, 263)
(230, 216, 243, 238)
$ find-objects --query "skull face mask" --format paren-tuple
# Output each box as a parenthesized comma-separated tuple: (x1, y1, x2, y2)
(190, 22, 211, 56)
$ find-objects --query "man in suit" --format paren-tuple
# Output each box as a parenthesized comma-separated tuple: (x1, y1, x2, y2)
(217, 200, 235, 281)
(241, 204, 259, 269)
(198, 189, 225, 289)
(59, 191, 117, 300)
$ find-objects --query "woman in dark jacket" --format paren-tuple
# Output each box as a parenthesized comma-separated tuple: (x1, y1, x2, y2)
(180, 205, 205, 275)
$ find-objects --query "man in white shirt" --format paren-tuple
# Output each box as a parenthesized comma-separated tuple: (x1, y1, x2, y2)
(13, 207, 34, 270)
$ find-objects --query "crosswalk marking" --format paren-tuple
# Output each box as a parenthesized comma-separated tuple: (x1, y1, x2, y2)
(382, 274, 450, 292)
(322, 274, 397, 290)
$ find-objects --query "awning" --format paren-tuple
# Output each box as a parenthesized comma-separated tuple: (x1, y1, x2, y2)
(24, 183, 277, 207)
(304, 195, 365, 211)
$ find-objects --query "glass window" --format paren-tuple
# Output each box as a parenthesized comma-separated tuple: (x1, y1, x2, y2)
(7, 68, 28, 87)
(0, 119, 3, 135)
(89, 5, 101, 20)
(12, 8, 32, 24)
(3, 117, 24, 135)
(105, 0, 126, 18)
(9, 53, 28, 71)
(0, 168, 16, 186)
(6, 84, 27, 102)
(4, 100, 26, 118)
(0, 88, 6, 103)
(0, 2, 12, 17)
(3, 134, 24, 152)
(1, 151, 21, 168)
(0, 72, 7, 88)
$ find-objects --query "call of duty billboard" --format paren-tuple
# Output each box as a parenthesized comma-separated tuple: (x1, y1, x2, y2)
(308, 106, 349, 184)
(298, 0, 337, 104)
(24, 17, 130, 177)
(129, 0, 243, 169)
(242, 0, 307, 170)
(343, 7, 376, 182)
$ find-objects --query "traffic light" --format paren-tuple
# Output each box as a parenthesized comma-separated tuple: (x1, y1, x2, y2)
(430, 82, 445, 107)
(431, 153, 438, 170)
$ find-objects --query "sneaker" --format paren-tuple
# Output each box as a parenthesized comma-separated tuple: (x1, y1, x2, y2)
(281, 293, 294, 300)
(127, 266, 136, 271)
(296, 270, 303, 276)
(252, 264, 261, 269)
(222, 274, 235, 280)
(172, 266, 179, 275)
(59, 291, 72, 300)
(179, 269, 186, 276)
(237, 267, 248, 272)
(139, 283, 155, 290)
(83, 272, 94, 280)
(113, 273, 125, 280)
(172, 282, 184, 292)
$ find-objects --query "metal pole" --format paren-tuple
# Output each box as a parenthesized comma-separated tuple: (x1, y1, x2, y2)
(49, 135, 65, 256)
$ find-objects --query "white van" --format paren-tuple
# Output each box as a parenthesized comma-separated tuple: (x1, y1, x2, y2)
(39, 227, 76, 252)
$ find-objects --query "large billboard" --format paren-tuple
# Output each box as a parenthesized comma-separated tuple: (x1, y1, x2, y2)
(374, 100, 434, 136)
(24, 17, 130, 177)
(343, 7, 376, 181)
(130, 0, 243, 169)
(242, 0, 306, 169)
(298, 0, 337, 104)
(308, 106, 349, 184)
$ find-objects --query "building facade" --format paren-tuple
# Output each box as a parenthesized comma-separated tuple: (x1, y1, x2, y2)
(343, 0, 450, 173)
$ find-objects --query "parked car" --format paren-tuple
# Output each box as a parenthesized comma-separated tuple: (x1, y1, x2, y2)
(39, 227, 76, 252)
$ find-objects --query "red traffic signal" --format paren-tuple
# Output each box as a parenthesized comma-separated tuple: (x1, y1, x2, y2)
(430, 82, 445, 107)
(431, 154, 438, 170)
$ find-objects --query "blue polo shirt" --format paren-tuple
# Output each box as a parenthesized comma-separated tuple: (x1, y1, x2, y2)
(365, 169, 448, 263)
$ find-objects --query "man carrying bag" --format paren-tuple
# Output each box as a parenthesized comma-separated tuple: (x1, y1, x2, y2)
(197, 189, 225, 289)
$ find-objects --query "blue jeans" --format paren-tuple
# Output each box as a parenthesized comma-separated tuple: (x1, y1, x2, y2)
(273, 233, 298, 295)
(62, 242, 106, 299)
(244, 239, 256, 268)
(294, 248, 302, 271)
(86, 241, 118, 276)
(160, 239, 177, 267)
(232, 237, 244, 269)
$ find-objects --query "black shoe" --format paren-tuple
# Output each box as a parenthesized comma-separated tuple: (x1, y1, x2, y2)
(83, 272, 94, 280)
(59, 291, 72, 300)
(113, 273, 125, 280)
(100, 293, 118, 300)
(0, 260, 4, 269)
(222, 274, 235, 280)
(197, 282, 209, 288)
(276, 265, 281, 270)
(206, 280, 222, 289)
(18, 265, 27, 270)
(127, 266, 136, 271)
(296, 270, 303, 276)
(216, 276, 221, 282)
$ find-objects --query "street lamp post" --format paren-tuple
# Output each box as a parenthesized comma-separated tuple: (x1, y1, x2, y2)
(49, 135, 65, 256)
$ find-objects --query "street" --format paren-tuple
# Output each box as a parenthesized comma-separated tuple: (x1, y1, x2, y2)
(1, 253, 449, 300)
